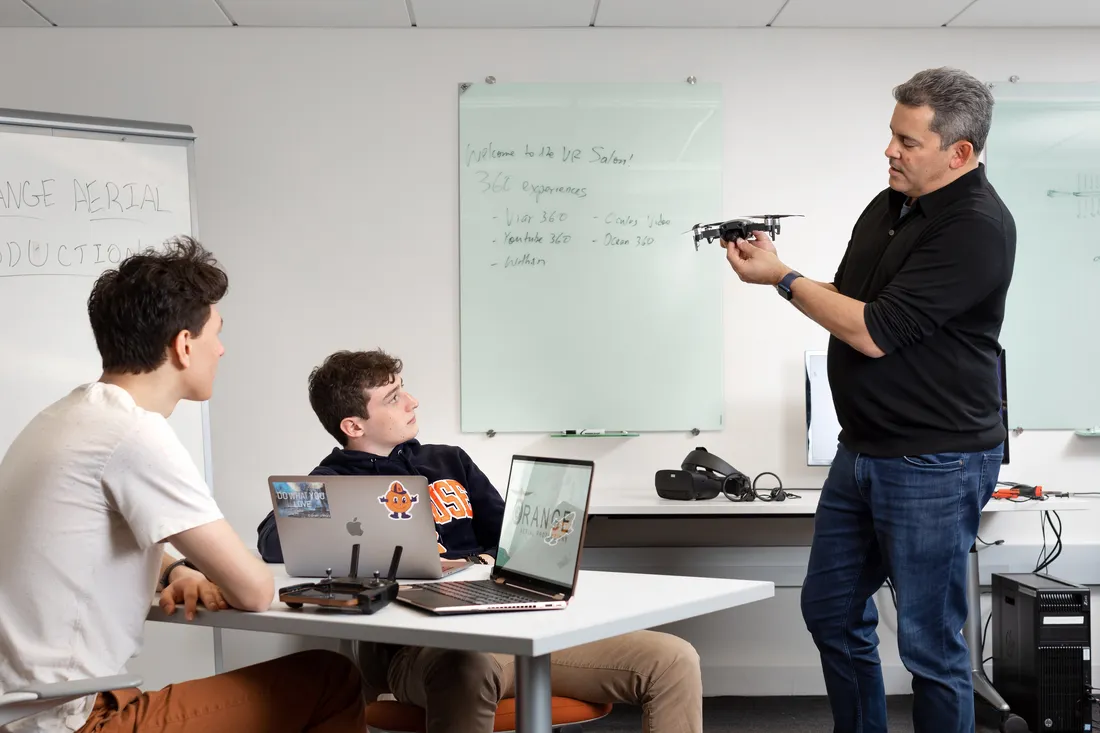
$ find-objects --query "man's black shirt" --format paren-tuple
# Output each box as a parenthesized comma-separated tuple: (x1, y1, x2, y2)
(827, 163, 1016, 457)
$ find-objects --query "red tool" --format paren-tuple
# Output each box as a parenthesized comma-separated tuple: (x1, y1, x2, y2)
(992, 483, 1043, 500)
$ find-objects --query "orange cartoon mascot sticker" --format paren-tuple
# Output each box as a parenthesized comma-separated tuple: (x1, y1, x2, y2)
(379, 480, 419, 520)
(544, 511, 576, 546)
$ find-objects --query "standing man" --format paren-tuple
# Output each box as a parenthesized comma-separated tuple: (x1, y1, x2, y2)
(723, 67, 1015, 733)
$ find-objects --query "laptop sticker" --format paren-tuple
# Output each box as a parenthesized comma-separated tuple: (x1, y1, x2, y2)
(544, 511, 576, 546)
(273, 481, 331, 519)
(379, 480, 419, 520)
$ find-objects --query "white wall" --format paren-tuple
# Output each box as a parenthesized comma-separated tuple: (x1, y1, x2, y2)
(2, 26, 1098, 695)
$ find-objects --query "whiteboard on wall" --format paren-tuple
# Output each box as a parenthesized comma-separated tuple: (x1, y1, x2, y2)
(0, 109, 210, 481)
(0, 109, 215, 688)
(984, 82, 1100, 430)
(458, 82, 725, 433)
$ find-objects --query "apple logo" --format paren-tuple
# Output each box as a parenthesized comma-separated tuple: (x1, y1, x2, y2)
(346, 517, 363, 536)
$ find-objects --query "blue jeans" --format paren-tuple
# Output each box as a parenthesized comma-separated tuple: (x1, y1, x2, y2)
(801, 443, 1003, 733)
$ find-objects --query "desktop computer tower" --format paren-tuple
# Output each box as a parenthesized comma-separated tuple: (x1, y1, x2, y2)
(992, 573, 1092, 732)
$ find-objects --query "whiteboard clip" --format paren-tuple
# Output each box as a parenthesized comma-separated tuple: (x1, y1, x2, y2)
(486, 429, 496, 438)
(686, 76, 697, 85)
(690, 428, 700, 436)
(485, 76, 497, 84)
(458, 82, 472, 94)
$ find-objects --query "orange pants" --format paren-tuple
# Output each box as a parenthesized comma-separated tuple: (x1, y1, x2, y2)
(77, 650, 366, 733)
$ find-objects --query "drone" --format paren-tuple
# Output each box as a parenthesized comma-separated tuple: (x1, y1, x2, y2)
(690, 214, 803, 250)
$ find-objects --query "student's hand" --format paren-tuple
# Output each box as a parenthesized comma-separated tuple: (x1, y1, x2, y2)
(725, 237, 788, 286)
(160, 572, 230, 621)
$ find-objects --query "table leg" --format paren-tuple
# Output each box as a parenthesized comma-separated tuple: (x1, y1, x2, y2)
(515, 654, 552, 733)
(213, 628, 224, 674)
(966, 543, 1009, 713)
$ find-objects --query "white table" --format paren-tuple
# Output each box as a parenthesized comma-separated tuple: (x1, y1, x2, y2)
(148, 565, 773, 733)
(587, 487, 1095, 724)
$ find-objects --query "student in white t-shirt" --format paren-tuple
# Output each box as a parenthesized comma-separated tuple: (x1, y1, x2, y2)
(0, 237, 366, 733)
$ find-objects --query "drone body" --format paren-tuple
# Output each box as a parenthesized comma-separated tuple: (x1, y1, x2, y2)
(691, 214, 803, 250)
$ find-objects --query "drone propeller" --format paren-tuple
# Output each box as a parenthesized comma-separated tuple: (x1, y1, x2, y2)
(744, 214, 804, 220)
(683, 221, 723, 234)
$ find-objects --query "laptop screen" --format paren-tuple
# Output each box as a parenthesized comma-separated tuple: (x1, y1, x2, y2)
(494, 456, 594, 589)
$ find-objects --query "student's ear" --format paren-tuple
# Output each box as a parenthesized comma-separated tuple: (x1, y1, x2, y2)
(169, 330, 192, 368)
(340, 417, 363, 440)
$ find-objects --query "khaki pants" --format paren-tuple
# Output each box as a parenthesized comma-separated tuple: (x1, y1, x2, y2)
(76, 650, 366, 733)
(361, 630, 702, 733)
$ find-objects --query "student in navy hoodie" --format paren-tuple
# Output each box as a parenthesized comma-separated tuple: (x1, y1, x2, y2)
(257, 349, 703, 733)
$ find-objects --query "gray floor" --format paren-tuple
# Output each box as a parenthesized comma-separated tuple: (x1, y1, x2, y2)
(584, 695, 1006, 732)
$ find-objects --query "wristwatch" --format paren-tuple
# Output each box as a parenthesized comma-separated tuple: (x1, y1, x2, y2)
(159, 558, 198, 589)
(776, 271, 803, 301)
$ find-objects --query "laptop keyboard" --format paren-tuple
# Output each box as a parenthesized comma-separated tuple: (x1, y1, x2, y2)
(419, 580, 539, 605)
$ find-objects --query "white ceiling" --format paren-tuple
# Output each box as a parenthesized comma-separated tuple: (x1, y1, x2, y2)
(7, 0, 1100, 28)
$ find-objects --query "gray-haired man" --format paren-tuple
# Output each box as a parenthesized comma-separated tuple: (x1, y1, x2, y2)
(724, 67, 1016, 733)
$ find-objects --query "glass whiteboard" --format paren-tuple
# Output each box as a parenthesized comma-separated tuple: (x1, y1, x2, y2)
(985, 82, 1100, 430)
(458, 82, 724, 433)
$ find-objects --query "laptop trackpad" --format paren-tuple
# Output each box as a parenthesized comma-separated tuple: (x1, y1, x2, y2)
(397, 586, 462, 611)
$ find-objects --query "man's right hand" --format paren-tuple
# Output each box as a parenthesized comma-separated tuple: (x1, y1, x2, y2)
(160, 574, 229, 621)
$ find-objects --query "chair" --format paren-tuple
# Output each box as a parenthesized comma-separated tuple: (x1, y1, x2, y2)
(0, 675, 142, 727)
(364, 697, 613, 733)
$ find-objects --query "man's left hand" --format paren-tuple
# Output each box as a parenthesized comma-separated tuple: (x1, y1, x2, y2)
(160, 572, 229, 621)
(724, 237, 789, 286)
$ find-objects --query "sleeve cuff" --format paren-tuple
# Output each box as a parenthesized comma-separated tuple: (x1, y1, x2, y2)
(146, 512, 224, 550)
(863, 302, 898, 356)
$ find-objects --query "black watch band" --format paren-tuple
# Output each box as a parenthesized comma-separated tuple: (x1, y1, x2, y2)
(160, 558, 198, 589)
(776, 270, 803, 301)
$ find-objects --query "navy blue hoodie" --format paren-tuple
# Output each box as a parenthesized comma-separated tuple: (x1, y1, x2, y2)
(256, 439, 505, 564)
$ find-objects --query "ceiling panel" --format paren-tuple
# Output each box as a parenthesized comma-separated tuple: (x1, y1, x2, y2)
(219, 0, 411, 27)
(595, 0, 785, 27)
(950, 0, 1100, 26)
(0, 1, 50, 26)
(409, 0, 594, 28)
(773, 0, 973, 27)
(28, 0, 231, 27)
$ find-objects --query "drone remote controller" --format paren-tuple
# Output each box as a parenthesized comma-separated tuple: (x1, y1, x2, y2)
(280, 543, 402, 614)
(690, 214, 803, 250)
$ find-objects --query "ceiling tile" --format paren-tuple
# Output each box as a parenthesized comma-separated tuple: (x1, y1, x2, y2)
(0, 1, 50, 26)
(772, 0, 973, 27)
(220, 0, 410, 27)
(409, 0, 593, 28)
(595, 0, 785, 27)
(28, 0, 231, 27)
(950, 0, 1100, 26)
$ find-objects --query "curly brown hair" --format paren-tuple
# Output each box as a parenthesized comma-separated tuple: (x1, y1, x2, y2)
(308, 349, 403, 446)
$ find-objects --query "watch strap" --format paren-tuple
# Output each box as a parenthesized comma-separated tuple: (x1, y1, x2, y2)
(160, 558, 198, 589)
(777, 270, 803, 300)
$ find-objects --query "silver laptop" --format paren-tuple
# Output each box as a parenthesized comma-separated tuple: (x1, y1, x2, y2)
(396, 455, 595, 615)
(267, 474, 445, 579)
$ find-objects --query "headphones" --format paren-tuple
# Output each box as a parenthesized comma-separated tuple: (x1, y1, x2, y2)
(656, 447, 794, 503)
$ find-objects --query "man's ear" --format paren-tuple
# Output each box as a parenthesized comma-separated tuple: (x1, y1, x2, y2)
(340, 417, 364, 440)
(169, 330, 192, 369)
(950, 140, 975, 169)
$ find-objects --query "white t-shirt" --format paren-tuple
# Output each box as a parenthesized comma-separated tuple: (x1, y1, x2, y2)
(0, 383, 223, 733)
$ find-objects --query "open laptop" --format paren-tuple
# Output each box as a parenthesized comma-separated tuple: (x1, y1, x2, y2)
(267, 474, 447, 579)
(396, 455, 595, 615)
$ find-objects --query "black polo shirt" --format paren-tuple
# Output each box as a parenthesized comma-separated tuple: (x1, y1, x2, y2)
(827, 163, 1016, 457)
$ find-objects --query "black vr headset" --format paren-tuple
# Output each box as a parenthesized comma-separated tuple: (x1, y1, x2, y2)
(654, 447, 788, 502)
